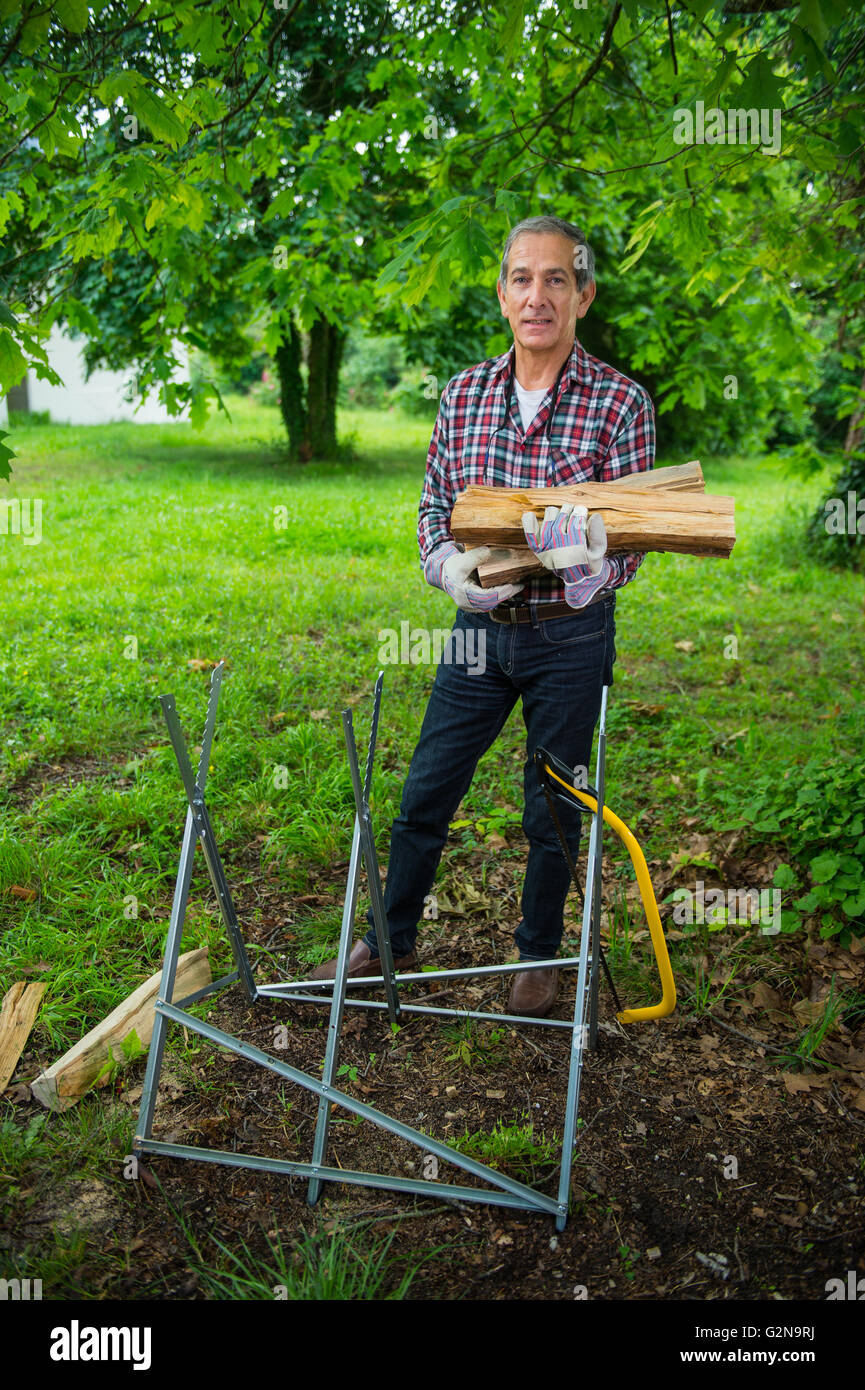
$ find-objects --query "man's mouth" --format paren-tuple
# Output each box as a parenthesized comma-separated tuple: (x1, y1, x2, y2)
(523, 318, 552, 325)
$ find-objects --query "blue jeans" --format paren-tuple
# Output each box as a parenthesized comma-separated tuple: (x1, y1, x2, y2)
(364, 595, 616, 961)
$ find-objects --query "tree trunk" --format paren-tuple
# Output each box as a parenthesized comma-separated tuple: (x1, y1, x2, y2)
(843, 367, 865, 459)
(275, 320, 309, 460)
(305, 315, 346, 458)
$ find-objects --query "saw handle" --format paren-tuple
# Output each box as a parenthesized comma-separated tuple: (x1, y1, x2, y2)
(544, 766, 677, 1024)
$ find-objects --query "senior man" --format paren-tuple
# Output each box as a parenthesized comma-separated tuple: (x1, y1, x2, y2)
(312, 214, 655, 1017)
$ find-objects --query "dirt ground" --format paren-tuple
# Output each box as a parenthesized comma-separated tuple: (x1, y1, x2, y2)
(5, 852, 865, 1304)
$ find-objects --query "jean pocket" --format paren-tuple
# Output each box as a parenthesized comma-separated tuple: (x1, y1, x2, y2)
(539, 612, 607, 648)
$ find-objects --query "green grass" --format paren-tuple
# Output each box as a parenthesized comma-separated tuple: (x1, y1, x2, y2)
(442, 1018, 508, 1068)
(174, 1208, 433, 1301)
(449, 1117, 559, 1183)
(2, 395, 863, 1294)
(1, 401, 862, 1053)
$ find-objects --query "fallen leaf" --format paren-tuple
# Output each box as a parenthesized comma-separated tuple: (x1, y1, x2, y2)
(674, 640, 694, 653)
(782, 1073, 813, 1094)
(752, 982, 783, 1011)
(8, 885, 36, 902)
(310, 709, 329, 720)
(792, 998, 827, 1028)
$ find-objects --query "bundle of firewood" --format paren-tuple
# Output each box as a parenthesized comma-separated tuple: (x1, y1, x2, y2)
(448, 461, 735, 587)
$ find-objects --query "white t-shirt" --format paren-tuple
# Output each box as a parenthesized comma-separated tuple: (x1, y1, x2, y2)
(514, 378, 550, 432)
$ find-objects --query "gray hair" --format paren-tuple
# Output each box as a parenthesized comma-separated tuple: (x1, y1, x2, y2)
(498, 216, 595, 292)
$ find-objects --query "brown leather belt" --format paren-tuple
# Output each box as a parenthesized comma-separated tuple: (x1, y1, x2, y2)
(489, 590, 610, 624)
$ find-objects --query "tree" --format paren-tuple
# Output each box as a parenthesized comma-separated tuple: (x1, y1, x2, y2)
(1, 1, 862, 483)
(371, 1, 864, 460)
(0, 0, 464, 465)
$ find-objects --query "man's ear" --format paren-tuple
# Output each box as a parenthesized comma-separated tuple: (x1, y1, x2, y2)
(575, 280, 596, 320)
(496, 277, 508, 318)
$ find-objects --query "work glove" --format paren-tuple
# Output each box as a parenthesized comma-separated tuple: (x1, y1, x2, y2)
(522, 503, 613, 610)
(426, 542, 523, 612)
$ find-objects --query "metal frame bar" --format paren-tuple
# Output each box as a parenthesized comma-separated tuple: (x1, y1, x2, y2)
(553, 685, 607, 1229)
(134, 669, 613, 1228)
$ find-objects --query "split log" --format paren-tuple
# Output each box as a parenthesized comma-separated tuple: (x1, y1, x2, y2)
(455, 483, 735, 554)
(30, 948, 211, 1111)
(0, 982, 46, 1093)
(452, 463, 734, 589)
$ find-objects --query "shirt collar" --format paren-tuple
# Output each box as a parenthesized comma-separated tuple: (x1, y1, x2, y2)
(491, 335, 594, 389)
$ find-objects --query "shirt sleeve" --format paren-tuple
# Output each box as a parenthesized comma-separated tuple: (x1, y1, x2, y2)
(597, 388, 656, 592)
(418, 383, 461, 586)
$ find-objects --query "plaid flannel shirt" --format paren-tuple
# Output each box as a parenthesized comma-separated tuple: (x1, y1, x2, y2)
(420, 335, 656, 603)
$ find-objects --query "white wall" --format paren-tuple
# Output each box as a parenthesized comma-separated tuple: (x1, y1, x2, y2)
(22, 326, 189, 425)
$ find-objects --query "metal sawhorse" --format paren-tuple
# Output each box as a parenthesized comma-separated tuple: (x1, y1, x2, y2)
(133, 664, 675, 1230)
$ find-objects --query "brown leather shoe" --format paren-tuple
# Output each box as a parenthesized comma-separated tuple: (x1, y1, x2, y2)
(507, 965, 559, 1018)
(309, 940, 417, 982)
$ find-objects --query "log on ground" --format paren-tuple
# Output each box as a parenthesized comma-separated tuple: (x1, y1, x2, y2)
(0, 982, 46, 1093)
(30, 948, 212, 1111)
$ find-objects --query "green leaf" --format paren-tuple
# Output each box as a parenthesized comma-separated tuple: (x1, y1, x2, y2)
(499, 0, 527, 59)
(773, 863, 797, 890)
(705, 53, 739, 103)
(19, 9, 50, 52)
(736, 55, 786, 110)
(0, 428, 15, 482)
(795, 0, 829, 50)
(819, 919, 843, 939)
(189, 387, 209, 430)
(179, 11, 223, 63)
(96, 71, 143, 104)
(0, 329, 27, 390)
(495, 187, 523, 221)
(810, 851, 841, 883)
(120, 1027, 144, 1060)
(54, 0, 90, 33)
(130, 87, 189, 149)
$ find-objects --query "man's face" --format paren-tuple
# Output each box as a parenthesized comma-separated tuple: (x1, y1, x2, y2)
(496, 232, 595, 358)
